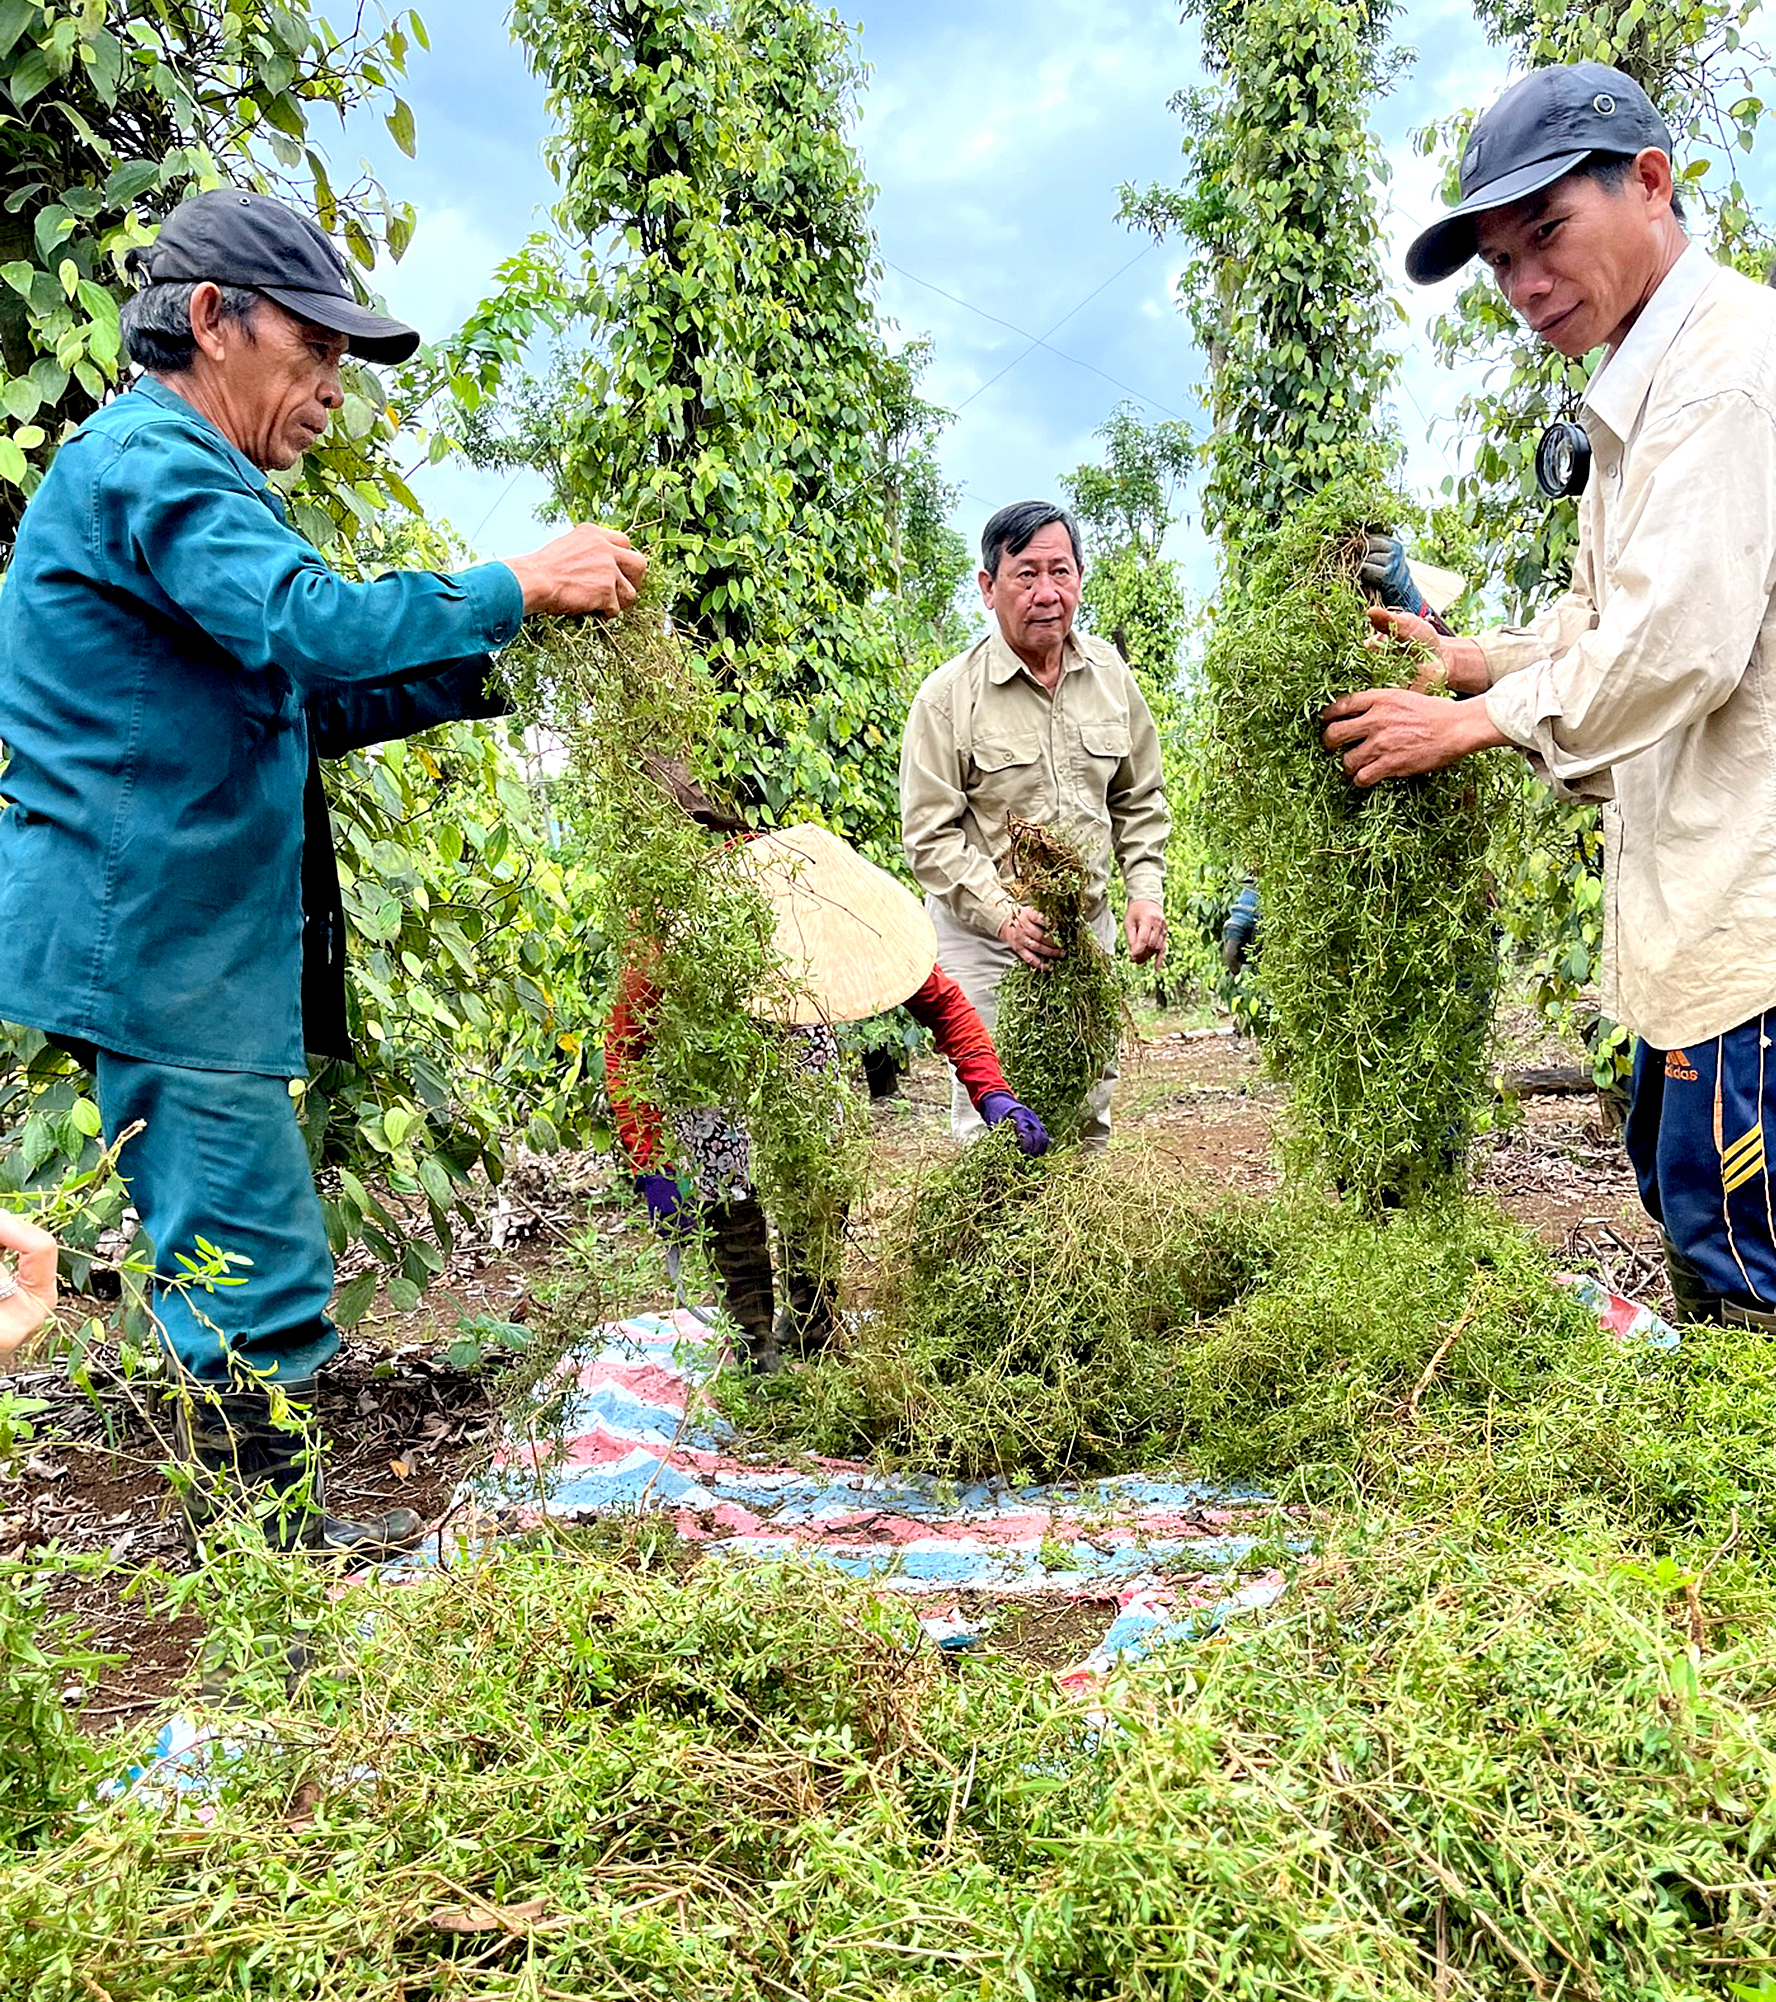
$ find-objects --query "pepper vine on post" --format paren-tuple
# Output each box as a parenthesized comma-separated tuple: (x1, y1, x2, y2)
(1126, 0, 1506, 1207)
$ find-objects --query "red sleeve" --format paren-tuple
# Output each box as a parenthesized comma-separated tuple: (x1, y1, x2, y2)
(906, 965, 1011, 1109)
(604, 962, 670, 1174)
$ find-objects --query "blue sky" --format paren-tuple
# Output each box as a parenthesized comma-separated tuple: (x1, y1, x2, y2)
(346, 0, 1514, 589)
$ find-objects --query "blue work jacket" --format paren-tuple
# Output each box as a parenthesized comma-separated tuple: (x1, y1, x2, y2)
(0, 377, 525, 1077)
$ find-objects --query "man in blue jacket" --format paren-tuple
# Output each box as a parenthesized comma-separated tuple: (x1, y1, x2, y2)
(0, 189, 646, 1557)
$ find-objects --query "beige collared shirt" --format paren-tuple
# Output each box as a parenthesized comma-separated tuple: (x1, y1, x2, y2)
(899, 625, 1170, 939)
(1479, 242, 1776, 1048)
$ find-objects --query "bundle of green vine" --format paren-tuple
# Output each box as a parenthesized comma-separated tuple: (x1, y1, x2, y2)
(498, 588, 868, 1284)
(993, 817, 1123, 1142)
(1204, 478, 1508, 1211)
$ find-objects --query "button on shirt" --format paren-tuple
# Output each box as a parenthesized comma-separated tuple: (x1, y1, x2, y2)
(1479, 244, 1776, 1049)
(899, 627, 1169, 938)
(0, 377, 525, 1077)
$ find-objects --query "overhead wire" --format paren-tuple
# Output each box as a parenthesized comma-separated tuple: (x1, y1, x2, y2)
(882, 245, 1189, 420)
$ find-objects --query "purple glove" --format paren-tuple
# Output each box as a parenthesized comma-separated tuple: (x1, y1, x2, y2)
(635, 1172, 696, 1242)
(980, 1091, 1051, 1158)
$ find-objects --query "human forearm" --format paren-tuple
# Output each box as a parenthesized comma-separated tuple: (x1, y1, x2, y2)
(605, 967, 668, 1173)
(899, 726, 1018, 937)
(906, 967, 1011, 1107)
(308, 654, 510, 757)
(500, 524, 646, 616)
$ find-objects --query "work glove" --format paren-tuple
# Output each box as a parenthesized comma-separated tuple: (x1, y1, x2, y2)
(1358, 532, 1434, 620)
(635, 1171, 697, 1243)
(1221, 881, 1260, 976)
(980, 1091, 1051, 1158)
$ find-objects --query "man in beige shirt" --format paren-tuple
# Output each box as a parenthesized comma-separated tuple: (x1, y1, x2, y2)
(900, 500, 1170, 1147)
(1322, 62, 1776, 1326)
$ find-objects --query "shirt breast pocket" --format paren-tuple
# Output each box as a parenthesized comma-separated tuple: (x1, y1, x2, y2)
(969, 735, 1043, 816)
(1079, 718, 1131, 776)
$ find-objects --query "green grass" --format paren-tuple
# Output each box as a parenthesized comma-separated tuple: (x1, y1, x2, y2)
(10, 1513, 1776, 1999)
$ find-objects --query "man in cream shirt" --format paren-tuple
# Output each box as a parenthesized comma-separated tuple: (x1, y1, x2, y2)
(1322, 63, 1776, 1325)
(900, 501, 1170, 1148)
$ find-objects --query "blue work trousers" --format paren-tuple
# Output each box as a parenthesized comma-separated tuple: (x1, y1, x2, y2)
(94, 1051, 338, 1384)
(1625, 1011, 1776, 1312)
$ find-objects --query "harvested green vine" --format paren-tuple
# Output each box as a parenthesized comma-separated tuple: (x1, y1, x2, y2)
(993, 818, 1123, 1143)
(1202, 477, 1508, 1211)
(499, 588, 869, 1295)
(721, 1144, 1766, 1536)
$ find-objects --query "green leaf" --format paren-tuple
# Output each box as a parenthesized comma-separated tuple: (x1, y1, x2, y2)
(0, 436, 27, 485)
(75, 279, 117, 332)
(69, 1097, 102, 1138)
(332, 1270, 378, 1328)
(417, 1154, 454, 1213)
(2, 375, 38, 421)
(386, 1276, 422, 1313)
(262, 92, 305, 140)
(0, 0, 36, 62)
(385, 97, 416, 158)
(102, 159, 161, 206)
(81, 24, 121, 103)
(8, 45, 53, 106)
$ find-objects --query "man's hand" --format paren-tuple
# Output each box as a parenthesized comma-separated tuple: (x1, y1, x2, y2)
(1366, 606, 1490, 696)
(999, 905, 1063, 970)
(1320, 687, 1509, 786)
(505, 525, 648, 617)
(1125, 898, 1167, 966)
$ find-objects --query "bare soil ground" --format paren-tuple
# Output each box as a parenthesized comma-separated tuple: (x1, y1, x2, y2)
(6, 1008, 1661, 1711)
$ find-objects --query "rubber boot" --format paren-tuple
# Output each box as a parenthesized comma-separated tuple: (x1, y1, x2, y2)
(704, 1198, 781, 1374)
(775, 1260, 838, 1360)
(168, 1376, 426, 1561)
(1660, 1233, 1726, 1326)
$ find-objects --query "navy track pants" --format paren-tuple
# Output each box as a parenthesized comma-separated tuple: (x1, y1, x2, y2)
(1625, 1010, 1776, 1311)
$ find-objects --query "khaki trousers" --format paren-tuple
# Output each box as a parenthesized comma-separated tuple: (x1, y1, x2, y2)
(927, 896, 1119, 1151)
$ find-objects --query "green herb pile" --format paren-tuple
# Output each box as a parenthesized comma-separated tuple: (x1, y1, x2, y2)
(992, 818, 1123, 1143)
(502, 594, 869, 1298)
(1204, 477, 1507, 1210)
(725, 1157, 1776, 1540)
(12, 1508, 1776, 2000)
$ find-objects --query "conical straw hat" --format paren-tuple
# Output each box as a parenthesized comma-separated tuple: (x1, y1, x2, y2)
(727, 824, 937, 1027)
(1407, 559, 1467, 617)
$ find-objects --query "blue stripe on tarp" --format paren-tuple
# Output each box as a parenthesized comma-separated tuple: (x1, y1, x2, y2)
(702, 1534, 1265, 1586)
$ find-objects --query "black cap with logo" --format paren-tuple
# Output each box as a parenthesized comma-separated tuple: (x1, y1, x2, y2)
(123, 188, 420, 363)
(1405, 63, 1673, 286)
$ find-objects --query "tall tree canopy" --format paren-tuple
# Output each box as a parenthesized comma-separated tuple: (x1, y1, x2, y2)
(501, 0, 921, 850)
(1122, 0, 1402, 574)
(0, 0, 428, 551)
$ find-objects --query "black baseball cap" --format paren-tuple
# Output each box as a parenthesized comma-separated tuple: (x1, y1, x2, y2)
(124, 188, 420, 362)
(1405, 64, 1673, 285)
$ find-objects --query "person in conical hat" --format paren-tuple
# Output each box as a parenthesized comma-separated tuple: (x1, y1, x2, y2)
(605, 764, 1048, 1372)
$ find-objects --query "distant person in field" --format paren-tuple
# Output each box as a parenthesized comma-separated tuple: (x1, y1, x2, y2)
(0, 188, 647, 1556)
(1321, 63, 1776, 1328)
(898, 500, 1170, 1151)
